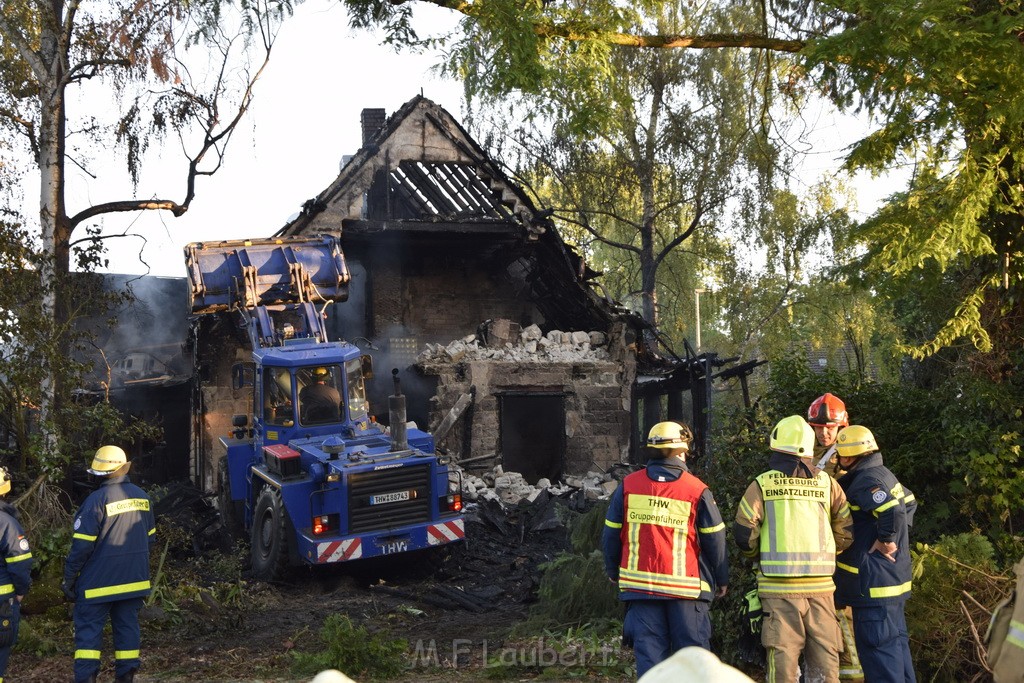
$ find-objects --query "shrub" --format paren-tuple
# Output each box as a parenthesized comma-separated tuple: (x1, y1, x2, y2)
(906, 533, 1012, 681)
(290, 613, 407, 679)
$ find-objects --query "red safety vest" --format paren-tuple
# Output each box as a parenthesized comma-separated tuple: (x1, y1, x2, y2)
(618, 469, 708, 599)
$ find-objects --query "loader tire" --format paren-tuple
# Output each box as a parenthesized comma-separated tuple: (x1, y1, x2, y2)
(250, 486, 291, 582)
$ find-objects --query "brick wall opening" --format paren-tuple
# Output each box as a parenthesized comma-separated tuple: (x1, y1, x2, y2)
(499, 392, 565, 484)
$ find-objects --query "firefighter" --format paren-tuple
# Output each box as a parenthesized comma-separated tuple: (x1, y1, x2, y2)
(734, 415, 853, 683)
(807, 393, 849, 478)
(63, 446, 156, 683)
(0, 466, 32, 682)
(602, 421, 729, 679)
(833, 426, 917, 683)
(806, 392, 863, 683)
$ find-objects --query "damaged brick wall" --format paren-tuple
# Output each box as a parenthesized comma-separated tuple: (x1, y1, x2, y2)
(191, 317, 251, 491)
(420, 322, 637, 481)
(345, 248, 540, 346)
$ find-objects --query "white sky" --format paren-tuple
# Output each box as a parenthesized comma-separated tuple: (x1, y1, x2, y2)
(76, 0, 465, 277)
(54, 0, 897, 279)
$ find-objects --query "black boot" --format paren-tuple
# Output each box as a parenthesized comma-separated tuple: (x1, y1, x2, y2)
(114, 670, 136, 683)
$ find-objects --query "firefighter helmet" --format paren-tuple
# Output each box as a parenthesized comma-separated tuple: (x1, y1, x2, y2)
(835, 425, 879, 458)
(647, 421, 692, 451)
(313, 367, 329, 379)
(807, 393, 849, 427)
(0, 467, 9, 496)
(770, 415, 815, 457)
(88, 445, 127, 476)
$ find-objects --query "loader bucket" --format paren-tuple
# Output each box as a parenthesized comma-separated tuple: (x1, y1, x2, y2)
(185, 236, 350, 314)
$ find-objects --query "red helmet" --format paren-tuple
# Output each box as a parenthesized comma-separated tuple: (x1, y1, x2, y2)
(807, 393, 849, 427)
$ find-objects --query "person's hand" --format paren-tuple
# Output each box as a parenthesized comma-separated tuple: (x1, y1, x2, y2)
(870, 540, 898, 563)
(715, 585, 729, 599)
(61, 580, 76, 602)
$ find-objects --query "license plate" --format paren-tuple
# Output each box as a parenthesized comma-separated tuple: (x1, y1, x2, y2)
(369, 490, 411, 505)
(379, 539, 409, 554)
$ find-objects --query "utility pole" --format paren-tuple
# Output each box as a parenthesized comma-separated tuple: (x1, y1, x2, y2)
(694, 288, 706, 351)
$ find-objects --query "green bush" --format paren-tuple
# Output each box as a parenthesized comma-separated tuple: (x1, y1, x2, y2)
(290, 613, 407, 679)
(906, 533, 1011, 681)
(517, 502, 622, 634)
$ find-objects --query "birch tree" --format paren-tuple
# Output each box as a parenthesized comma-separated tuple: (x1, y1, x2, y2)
(0, 0, 290, 471)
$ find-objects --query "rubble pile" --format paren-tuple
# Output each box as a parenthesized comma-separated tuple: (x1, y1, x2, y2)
(459, 464, 623, 506)
(418, 324, 610, 363)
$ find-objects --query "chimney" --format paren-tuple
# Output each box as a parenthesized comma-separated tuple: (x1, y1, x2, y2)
(361, 108, 386, 147)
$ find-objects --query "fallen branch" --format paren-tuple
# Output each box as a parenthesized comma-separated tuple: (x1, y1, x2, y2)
(959, 599, 992, 673)
(961, 589, 993, 616)
(923, 546, 1010, 583)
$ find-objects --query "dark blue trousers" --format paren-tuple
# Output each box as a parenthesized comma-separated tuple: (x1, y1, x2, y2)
(73, 598, 143, 682)
(622, 599, 711, 678)
(0, 597, 21, 679)
(851, 602, 915, 683)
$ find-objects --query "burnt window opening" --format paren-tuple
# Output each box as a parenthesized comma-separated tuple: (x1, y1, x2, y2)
(366, 161, 514, 221)
(499, 392, 565, 485)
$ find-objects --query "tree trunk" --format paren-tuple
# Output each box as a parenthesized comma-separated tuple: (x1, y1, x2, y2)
(36, 14, 69, 461)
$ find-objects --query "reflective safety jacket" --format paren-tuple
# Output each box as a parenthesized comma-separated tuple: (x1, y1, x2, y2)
(0, 501, 32, 599)
(64, 475, 156, 604)
(835, 452, 916, 606)
(986, 555, 1024, 682)
(734, 453, 853, 598)
(603, 458, 729, 602)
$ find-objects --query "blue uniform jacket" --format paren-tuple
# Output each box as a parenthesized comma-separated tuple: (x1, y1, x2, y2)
(64, 476, 156, 604)
(0, 501, 32, 598)
(602, 458, 729, 602)
(835, 452, 917, 607)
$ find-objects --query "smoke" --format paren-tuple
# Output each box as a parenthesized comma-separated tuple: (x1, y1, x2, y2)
(77, 274, 191, 388)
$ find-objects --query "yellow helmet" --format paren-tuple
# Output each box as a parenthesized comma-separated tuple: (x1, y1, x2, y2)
(770, 415, 815, 457)
(313, 367, 329, 378)
(836, 425, 878, 458)
(88, 445, 127, 476)
(0, 467, 10, 496)
(647, 421, 692, 451)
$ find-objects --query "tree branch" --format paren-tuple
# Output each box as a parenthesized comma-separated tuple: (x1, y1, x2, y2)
(409, 0, 806, 52)
(0, 12, 47, 82)
(68, 199, 186, 229)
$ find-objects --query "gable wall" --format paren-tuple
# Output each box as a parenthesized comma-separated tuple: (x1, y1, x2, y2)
(319, 105, 480, 229)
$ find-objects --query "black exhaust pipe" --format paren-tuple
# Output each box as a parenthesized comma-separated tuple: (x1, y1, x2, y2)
(389, 368, 408, 451)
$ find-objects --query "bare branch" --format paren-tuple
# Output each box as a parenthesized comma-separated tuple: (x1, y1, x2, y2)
(68, 199, 187, 230)
(66, 58, 132, 83)
(0, 106, 39, 157)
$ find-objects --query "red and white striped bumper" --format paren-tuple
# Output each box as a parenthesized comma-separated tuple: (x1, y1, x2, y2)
(427, 519, 465, 546)
(316, 538, 363, 563)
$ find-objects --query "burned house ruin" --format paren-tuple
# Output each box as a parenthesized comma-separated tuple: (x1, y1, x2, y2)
(84, 96, 753, 492)
(250, 95, 739, 485)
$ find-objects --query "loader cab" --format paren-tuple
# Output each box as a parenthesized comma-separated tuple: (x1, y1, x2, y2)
(256, 355, 372, 438)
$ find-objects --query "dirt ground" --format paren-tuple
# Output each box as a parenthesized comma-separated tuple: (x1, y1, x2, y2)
(10, 493, 634, 683)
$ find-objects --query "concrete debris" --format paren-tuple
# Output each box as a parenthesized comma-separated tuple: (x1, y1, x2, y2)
(418, 321, 610, 364)
(458, 464, 622, 506)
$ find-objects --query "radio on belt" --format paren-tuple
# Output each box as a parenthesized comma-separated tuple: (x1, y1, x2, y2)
(264, 444, 301, 478)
